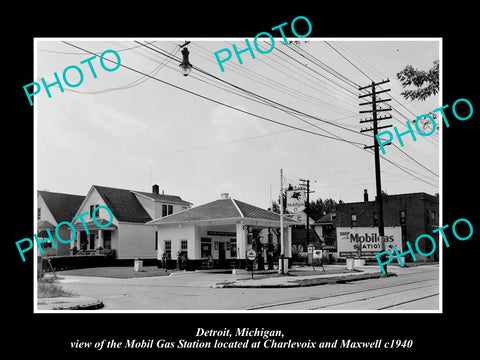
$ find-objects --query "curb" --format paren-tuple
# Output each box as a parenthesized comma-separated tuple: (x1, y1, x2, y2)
(37, 296, 104, 310)
(214, 272, 396, 288)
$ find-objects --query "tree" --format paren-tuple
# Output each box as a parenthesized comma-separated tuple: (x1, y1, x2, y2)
(271, 196, 337, 217)
(396, 60, 439, 101)
(309, 198, 337, 216)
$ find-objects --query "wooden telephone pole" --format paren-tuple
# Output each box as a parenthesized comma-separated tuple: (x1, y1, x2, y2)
(299, 178, 314, 264)
(359, 79, 392, 273)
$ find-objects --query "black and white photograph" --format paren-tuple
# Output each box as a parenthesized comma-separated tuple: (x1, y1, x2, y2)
(33, 38, 441, 312)
(7, 6, 478, 357)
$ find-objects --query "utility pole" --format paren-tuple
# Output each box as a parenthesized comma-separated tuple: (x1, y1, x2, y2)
(359, 79, 392, 274)
(299, 178, 314, 264)
(280, 169, 285, 275)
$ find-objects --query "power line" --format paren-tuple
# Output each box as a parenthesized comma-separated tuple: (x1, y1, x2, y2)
(325, 41, 374, 82)
(64, 45, 180, 95)
(61, 41, 368, 147)
(59, 41, 439, 190)
(146, 41, 440, 186)
(272, 44, 359, 97)
(391, 144, 439, 177)
(188, 42, 357, 116)
(253, 41, 361, 104)
(289, 43, 360, 88)
(136, 41, 371, 140)
(322, 41, 440, 177)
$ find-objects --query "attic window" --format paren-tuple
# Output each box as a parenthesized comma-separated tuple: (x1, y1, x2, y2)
(162, 204, 174, 217)
(89, 204, 99, 218)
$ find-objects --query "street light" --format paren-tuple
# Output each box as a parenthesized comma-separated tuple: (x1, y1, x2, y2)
(179, 46, 192, 76)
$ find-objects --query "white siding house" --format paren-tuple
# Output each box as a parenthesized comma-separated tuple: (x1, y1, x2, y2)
(70, 184, 192, 260)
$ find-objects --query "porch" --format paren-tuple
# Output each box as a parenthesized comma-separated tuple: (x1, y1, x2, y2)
(71, 219, 118, 255)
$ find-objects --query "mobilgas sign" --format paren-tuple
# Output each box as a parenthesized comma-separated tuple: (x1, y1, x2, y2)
(286, 189, 306, 213)
(336, 227, 403, 257)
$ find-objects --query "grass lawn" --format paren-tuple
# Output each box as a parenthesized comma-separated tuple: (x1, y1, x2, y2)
(54, 266, 178, 279)
(38, 278, 75, 298)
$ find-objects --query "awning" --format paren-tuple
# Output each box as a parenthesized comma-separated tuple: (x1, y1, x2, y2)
(37, 220, 56, 237)
(73, 219, 118, 231)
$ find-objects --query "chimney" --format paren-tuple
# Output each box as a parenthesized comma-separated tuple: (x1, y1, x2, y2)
(152, 184, 159, 194)
(364, 189, 369, 202)
(221, 193, 230, 199)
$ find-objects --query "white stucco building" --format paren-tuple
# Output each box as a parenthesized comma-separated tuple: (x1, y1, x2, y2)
(147, 193, 297, 269)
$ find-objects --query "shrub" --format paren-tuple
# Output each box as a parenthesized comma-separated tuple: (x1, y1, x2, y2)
(44, 251, 117, 271)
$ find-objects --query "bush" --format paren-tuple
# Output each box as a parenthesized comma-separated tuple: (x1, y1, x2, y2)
(44, 251, 117, 271)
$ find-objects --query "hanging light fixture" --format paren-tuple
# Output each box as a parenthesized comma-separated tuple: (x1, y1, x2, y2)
(179, 46, 192, 76)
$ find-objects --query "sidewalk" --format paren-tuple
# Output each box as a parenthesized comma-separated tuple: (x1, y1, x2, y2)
(212, 264, 396, 288)
(36, 264, 406, 310)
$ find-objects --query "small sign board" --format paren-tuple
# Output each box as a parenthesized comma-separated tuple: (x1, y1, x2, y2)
(246, 249, 257, 261)
(286, 189, 306, 213)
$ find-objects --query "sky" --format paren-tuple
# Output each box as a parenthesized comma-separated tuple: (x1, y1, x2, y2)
(35, 38, 440, 209)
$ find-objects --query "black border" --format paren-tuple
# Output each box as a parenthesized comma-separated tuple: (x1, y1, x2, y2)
(8, 5, 478, 357)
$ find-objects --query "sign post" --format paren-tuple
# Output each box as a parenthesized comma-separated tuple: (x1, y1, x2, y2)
(246, 249, 257, 279)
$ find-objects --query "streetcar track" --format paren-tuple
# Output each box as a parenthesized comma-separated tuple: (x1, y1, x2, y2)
(377, 294, 439, 310)
(246, 277, 438, 310)
(307, 283, 438, 310)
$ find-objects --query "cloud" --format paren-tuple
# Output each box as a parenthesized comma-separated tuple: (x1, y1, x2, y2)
(209, 102, 270, 142)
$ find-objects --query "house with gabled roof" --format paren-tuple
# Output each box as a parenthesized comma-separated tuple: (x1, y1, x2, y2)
(147, 193, 297, 269)
(70, 184, 192, 260)
(37, 190, 85, 256)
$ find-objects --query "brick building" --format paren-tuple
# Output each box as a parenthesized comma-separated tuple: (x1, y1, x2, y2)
(315, 190, 439, 262)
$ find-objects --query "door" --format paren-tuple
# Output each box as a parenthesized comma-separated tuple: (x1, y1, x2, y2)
(80, 231, 88, 250)
(103, 230, 112, 249)
(218, 242, 226, 264)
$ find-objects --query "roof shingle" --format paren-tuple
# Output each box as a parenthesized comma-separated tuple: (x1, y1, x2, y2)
(133, 191, 192, 205)
(94, 185, 153, 223)
(38, 191, 85, 223)
(147, 198, 296, 225)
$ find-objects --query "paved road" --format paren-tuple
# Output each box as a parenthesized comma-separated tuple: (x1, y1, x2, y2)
(56, 264, 439, 311)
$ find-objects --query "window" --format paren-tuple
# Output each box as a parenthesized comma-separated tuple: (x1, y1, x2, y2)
(230, 239, 237, 257)
(90, 204, 99, 218)
(162, 204, 174, 217)
(400, 210, 406, 225)
(373, 212, 379, 226)
(180, 240, 188, 256)
(37, 208, 41, 220)
(426, 209, 433, 225)
(431, 210, 436, 225)
(164, 240, 171, 255)
(351, 214, 357, 227)
(201, 238, 212, 258)
(154, 231, 158, 250)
